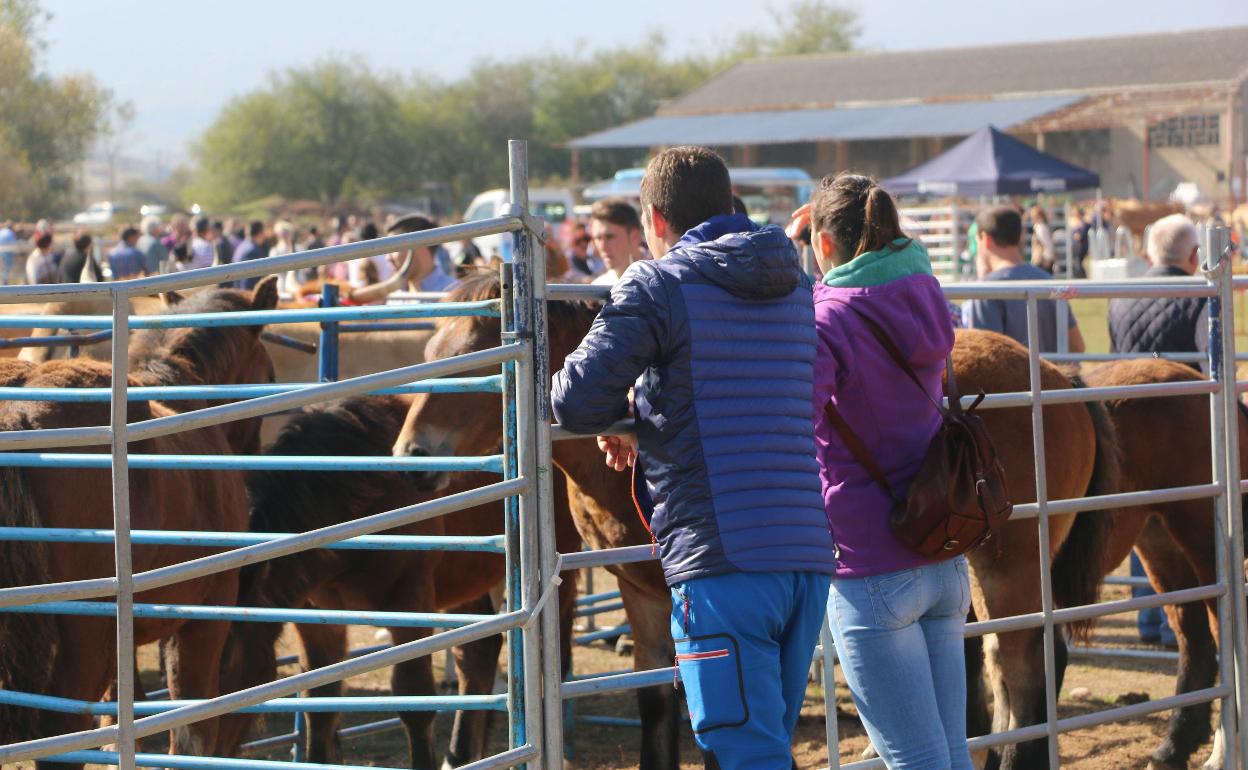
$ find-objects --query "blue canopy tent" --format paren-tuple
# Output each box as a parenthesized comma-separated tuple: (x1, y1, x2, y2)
(883, 125, 1099, 196)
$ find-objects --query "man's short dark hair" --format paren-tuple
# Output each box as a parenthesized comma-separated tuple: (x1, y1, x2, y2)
(193, 216, 210, 236)
(248, 220, 265, 238)
(640, 146, 733, 236)
(976, 206, 1022, 247)
(120, 226, 140, 242)
(589, 198, 641, 231)
(386, 214, 437, 235)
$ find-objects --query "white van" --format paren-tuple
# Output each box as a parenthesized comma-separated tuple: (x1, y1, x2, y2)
(463, 188, 575, 262)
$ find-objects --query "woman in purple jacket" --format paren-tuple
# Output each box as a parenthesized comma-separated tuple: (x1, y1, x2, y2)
(797, 174, 970, 769)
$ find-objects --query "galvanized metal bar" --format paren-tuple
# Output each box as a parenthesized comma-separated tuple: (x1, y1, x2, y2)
(0, 607, 529, 764)
(1025, 295, 1060, 769)
(0, 300, 501, 330)
(0, 452, 504, 473)
(559, 545, 656, 570)
(573, 624, 632, 646)
(0, 216, 522, 306)
(560, 667, 674, 700)
(820, 617, 841, 770)
(126, 344, 519, 444)
(1010, 482, 1221, 519)
(548, 277, 1217, 304)
(40, 750, 413, 770)
(0, 600, 491, 628)
(500, 261, 525, 754)
(0, 690, 507, 715)
(337, 322, 436, 334)
(965, 583, 1224, 638)
(109, 297, 137, 770)
(0, 527, 505, 552)
(836, 685, 1234, 770)
(0, 475, 527, 608)
(509, 138, 544, 770)
(1204, 225, 1242, 769)
(1215, 225, 1248, 770)
(318, 283, 340, 383)
(0, 376, 504, 402)
(574, 590, 622, 607)
(1068, 646, 1179, 662)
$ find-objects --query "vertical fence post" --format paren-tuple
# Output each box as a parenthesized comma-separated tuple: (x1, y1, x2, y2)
(509, 139, 545, 769)
(1213, 223, 1248, 770)
(109, 292, 137, 770)
(319, 283, 340, 383)
(820, 617, 841, 769)
(1024, 293, 1061, 770)
(1206, 224, 1245, 770)
(500, 261, 526, 754)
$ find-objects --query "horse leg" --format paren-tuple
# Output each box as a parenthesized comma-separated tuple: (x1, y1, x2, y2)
(1137, 516, 1218, 770)
(33, 617, 116, 770)
(163, 619, 231, 756)
(964, 605, 992, 770)
(444, 593, 503, 769)
(616, 576, 679, 770)
(293, 622, 349, 764)
(390, 624, 439, 770)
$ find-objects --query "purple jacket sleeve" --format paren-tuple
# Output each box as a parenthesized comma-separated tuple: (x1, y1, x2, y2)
(551, 264, 668, 435)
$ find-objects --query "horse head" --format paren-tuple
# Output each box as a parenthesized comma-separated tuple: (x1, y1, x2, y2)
(393, 271, 595, 489)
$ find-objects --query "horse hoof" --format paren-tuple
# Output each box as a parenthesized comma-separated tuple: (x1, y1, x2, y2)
(860, 743, 878, 759)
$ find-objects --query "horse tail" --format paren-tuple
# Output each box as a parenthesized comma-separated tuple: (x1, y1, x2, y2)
(0, 466, 58, 743)
(1051, 379, 1122, 642)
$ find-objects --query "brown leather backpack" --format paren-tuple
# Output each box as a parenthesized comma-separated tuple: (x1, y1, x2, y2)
(823, 306, 1013, 559)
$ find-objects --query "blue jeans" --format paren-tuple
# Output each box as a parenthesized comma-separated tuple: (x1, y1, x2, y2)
(671, 570, 831, 770)
(828, 557, 973, 770)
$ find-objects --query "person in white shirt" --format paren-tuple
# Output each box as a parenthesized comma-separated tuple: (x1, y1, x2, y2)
(179, 216, 216, 272)
(588, 197, 645, 286)
(25, 231, 57, 284)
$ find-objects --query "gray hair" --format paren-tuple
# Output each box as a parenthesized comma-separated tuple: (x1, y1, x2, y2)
(141, 215, 163, 236)
(1146, 214, 1199, 267)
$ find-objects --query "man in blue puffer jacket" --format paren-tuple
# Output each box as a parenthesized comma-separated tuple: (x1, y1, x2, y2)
(552, 147, 836, 769)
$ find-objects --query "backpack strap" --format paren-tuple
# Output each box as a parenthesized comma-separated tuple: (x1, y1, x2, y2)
(822, 399, 901, 506)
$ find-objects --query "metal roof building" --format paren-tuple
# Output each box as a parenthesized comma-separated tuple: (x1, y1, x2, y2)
(570, 26, 1248, 202)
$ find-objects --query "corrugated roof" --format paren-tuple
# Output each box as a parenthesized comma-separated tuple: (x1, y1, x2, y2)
(568, 95, 1081, 149)
(664, 26, 1248, 115)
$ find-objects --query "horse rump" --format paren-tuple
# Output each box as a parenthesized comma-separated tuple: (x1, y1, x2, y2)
(0, 465, 58, 743)
(1050, 376, 1122, 642)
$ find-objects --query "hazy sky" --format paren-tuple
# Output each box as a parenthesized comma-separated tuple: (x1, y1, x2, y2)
(39, 0, 1248, 164)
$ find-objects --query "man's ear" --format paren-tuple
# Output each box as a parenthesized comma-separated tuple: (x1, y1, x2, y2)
(647, 205, 668, 242)
(161, 291, 184, 308)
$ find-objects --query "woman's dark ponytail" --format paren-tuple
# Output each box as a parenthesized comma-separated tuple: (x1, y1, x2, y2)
(812, 173, 908, 262)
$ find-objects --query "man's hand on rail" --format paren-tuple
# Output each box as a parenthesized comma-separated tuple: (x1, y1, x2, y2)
(597, 434, 637, 472)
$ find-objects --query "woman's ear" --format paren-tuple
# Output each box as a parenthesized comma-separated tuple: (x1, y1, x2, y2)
(814, 230, 839, 268)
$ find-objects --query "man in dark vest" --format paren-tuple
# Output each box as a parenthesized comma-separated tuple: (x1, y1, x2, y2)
(1107, 213, 1207, 367)
(1107, 212, 1206, 648)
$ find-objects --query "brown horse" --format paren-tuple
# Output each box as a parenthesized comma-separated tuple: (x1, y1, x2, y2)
(1069, 357, 1247, 770)
(390, 274, 684, 770)
(216, 396, 582, 769)
(0, 278, 279, 766)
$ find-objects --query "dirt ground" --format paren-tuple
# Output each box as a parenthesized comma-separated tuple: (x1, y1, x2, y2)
(33, 557, 1213, 770)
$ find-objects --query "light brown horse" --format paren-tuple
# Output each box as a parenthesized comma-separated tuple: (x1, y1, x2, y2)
(216, 399, 583, 769)
(0, 278, 278, 766)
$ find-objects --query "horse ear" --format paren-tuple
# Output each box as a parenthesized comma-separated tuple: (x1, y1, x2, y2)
(161, 291, 185, 308)
(251, 275, 279, 311)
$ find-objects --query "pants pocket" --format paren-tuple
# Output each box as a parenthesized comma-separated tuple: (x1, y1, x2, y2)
(867, 568, 924, 630)
(674, 633, 748, 734)
(954, 557, 972, 616)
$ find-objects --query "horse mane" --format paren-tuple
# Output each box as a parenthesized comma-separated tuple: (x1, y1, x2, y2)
(438, 270, 598, 341)
(128, 289, 256, 387)
(239, 395, 412, 609)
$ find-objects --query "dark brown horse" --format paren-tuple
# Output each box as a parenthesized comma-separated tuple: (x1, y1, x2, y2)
(391, 274, 682, 770)
(0, 278, 279, 766)
(1073, 358, 1248, 770)
(216, 396, 582, 769)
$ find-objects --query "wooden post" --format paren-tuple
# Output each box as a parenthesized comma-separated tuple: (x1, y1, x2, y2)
(835, 141, 848, 172)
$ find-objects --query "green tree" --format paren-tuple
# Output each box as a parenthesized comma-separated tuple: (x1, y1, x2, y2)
(189, 58, 410, 210)
(0, 0, 114, 219)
